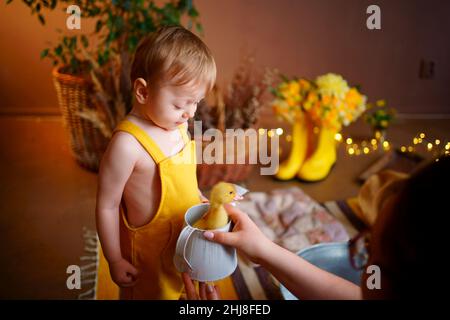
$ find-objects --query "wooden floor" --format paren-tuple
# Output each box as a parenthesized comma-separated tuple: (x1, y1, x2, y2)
(0, 113, 448, 299)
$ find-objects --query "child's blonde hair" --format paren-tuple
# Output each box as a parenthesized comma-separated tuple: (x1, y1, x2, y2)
(130, 25, 216, 91)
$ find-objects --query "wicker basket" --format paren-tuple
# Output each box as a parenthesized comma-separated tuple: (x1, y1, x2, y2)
(52, 67, 109, 172)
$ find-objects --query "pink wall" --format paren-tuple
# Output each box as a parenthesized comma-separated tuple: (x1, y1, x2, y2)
(1, 0, 449, 114)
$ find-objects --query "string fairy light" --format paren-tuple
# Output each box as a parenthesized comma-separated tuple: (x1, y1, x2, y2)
(279, 127, 448, 159)
(337, 131, 448, 157)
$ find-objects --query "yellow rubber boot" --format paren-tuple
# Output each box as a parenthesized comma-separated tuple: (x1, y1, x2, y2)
(275, 115, 309, 181)
(297, 126, 337, 181)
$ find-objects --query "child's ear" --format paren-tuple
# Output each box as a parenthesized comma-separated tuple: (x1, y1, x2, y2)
(134, 78, 149, 104)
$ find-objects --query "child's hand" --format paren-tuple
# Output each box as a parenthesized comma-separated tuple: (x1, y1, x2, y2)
(203, 203, 273, 264)
(201, 197, 209, 203)
(109, 258, 139, 287)
(181, 273, 221, 300)
(199, 190, 209, 203)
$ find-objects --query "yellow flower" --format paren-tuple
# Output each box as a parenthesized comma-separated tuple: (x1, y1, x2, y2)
(376, 99, 386, 107)
(345, 88, 362, 105)
(307, 91, 317, 102)
(316, 73, 350, 99)
(322, 95, 332, 105)
(273, 74, 366, 131)
(298, 79, 311, 91)
(286, 97, 297, 107)
(288, 81, 300, 96)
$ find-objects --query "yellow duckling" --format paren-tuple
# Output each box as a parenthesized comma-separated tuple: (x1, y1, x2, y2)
(193, 182, 248, 230)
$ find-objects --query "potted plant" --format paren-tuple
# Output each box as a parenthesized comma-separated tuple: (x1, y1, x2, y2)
(7, 0, 203, 171)
(363, 99, 396, 143)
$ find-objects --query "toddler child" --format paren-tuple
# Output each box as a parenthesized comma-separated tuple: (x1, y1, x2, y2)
(96, 25, 216, 299)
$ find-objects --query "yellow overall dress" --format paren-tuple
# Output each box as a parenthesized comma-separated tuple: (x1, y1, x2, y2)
(115, 119, 201, 299)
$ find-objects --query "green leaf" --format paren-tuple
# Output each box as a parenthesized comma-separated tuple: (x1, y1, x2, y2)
(280, 74, 290, 82)
(195, 23, 203, 34)
(40, 48, 49, 59)
(54, 45, 63, 57)
(127, 35, 139, 51)
(38, 14, 45, 25)
(95, 20, 103, 33)
(106, 31, 118, 44)
(69, 37, 77, 50)
(70, 57, 79, 73)
(81, 35, 89, 48)
(114, 16, 124, 31)
(124, 0, 132, 10)
(97, 50, 110, 66)
(177, 0, 188, 11)
(188, 7, 199, 18)
(106, 11, 114, 29)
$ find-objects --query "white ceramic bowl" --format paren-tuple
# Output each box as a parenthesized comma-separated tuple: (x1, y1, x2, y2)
(280, 242, 362, 300)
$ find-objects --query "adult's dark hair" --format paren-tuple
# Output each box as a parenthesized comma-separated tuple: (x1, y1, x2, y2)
(364, 156, 449, 299)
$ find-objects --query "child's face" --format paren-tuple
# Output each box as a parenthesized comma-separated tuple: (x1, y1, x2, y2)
(145, 81, 206, 131)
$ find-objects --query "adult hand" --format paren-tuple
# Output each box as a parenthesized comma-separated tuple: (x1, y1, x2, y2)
(203, 203, 273, 264)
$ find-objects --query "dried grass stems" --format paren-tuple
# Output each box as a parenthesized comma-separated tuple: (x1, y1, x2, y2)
(190, 56, 278, 135)
(77, 49, 130, 138)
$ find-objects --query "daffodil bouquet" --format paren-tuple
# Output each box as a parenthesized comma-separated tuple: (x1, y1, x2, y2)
(271, 73, 367, 132)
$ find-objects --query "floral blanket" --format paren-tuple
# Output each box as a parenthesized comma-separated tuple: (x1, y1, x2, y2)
(236, 187, 350, 253)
